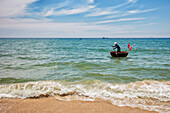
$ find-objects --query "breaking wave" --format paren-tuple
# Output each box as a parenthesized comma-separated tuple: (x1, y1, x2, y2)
(0, 80, 169, 112)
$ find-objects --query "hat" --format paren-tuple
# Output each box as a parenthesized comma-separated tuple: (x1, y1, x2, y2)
(114, 42, 117, 44)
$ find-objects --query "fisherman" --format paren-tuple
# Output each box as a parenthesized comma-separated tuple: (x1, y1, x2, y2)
(112, 42, 121, 52)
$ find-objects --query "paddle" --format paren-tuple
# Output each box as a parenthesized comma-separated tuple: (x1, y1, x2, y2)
(128, 43, 130, 49)
(129, 45, 133, 51)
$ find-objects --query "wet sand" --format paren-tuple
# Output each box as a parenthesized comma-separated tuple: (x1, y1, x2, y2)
(0, 96, 157, 113)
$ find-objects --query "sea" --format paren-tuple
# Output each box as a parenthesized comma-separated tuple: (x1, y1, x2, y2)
(0, 38, 170, 112)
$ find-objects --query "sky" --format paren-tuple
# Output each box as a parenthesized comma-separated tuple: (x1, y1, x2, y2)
(0, 0, 170, 38)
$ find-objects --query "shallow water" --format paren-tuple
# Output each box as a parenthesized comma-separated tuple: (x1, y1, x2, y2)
(0, 38, 170, 112)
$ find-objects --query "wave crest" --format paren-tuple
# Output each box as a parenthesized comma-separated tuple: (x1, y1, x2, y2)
(0, 80, 169, 112)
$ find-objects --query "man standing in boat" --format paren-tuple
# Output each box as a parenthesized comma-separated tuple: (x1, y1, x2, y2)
(112, 42, 121, 52)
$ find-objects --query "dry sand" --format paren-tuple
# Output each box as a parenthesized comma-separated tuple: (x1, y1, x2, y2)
(0, 96, 157, 113)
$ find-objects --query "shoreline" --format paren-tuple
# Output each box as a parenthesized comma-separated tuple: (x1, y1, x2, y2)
(0, 96, 157, 113)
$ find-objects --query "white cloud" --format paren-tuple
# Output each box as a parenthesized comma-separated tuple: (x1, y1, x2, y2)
(0, 0, 37, 17)
(44, 9, 55, 17)
(92, 0, 136, 18)
(0, 17, 168, 38)
(109, 2, 129, 10)
(45, 5, 95, 16)
(126, 8, 157, 15)
(0, 17, 136, 38)
(43, 1, 70, 17)
(145, 23, 158, 26)
(87, 0, 94, 4)
(128, 0, 138, 3)
(85, 9, 119, 17)
(95, 18, 145, 24)
(0, 0, 166, 38)
(105, 8, 157, 19)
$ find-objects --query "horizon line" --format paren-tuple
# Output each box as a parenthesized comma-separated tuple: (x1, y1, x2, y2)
(0, 37, 170, 39)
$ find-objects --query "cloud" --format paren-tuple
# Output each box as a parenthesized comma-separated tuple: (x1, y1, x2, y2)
(42, 1, 70, 16)
(0, 0, 165, 38)
(44, 9, 55, 17)
(128, 0, 138, 3)
(87, 0, 94, 4)
(85, 8, 119, 17)
(85, 1, 133, 17)
(95, 18, 145, 24)
(85, 0, 139, 18)
(105, 8, 157, 19)
(145, 23, 158, 26)
(0, 0, 37, 17)
(91, 0, 137, 18)
(109, 2, 129, 10)
(0, 17, 167, 38)
(125, 8, 157, 15)
(0, 17, 134, 38)
(45, 5, 95, 16)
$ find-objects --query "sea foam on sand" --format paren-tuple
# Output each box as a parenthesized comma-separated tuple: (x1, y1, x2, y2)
(0, 80, 170, 112)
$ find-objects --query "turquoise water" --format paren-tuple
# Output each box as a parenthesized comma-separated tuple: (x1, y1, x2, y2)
(0, 38, 169, 83)
(0, 38, 170, 112)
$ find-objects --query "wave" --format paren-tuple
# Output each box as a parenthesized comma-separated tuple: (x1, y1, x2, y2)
(121, 67, 170, 72)
(17, 56, 47, 60)
(0, 54, 13, 57)
(133, 48, 170, 54)
(73, 61, 102, 70)
(0, 77, 36, 85)
(85, 47, 109, 52)
(0, 80, 169, 112)
(32, 62, 58, 67)
(134, 48, 157, 51)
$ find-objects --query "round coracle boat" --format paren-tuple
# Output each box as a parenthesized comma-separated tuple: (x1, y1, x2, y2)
(110, 51, 128, 57)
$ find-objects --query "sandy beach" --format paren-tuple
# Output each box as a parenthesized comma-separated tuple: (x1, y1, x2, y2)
(0, 96, 157, 113)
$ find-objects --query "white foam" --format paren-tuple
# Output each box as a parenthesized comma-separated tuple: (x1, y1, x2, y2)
(0, 80, 169, 112)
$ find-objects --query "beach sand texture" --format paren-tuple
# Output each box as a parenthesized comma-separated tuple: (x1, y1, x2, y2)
(0, 97, 157, 113)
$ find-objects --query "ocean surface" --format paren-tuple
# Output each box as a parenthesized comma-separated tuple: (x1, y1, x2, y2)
(0, 38, 170, 112)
